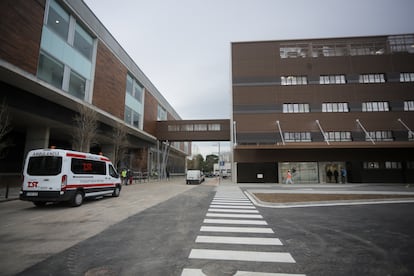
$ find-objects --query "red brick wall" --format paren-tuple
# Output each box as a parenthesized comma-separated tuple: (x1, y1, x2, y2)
(92, 41, 127, 119)
(0, 0, 45, 74)
(143, 90, 158, 136)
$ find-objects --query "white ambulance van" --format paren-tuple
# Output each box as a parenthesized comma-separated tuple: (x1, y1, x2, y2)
(20, 149, 121, 207)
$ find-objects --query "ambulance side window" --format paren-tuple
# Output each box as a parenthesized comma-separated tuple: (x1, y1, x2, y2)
(71, 158, 106, 175)
(109, 165, 119, 178)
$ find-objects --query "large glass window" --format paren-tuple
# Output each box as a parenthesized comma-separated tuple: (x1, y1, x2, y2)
(367, 131, 393, 141)
(157, 105, 167, 121)
(46, 0, 70, 40)
(39, 0, 94, 101)
(281, 76, 307, 85)
(322, 103, 349, 112)
(73, 23, 93, 60)
(320, 75, 346, 84)
(68, 70, 86, 99)
(359, 74, 385, 83)
(283, 103, 310, 113)
(37, 52, 64, 89)
(362, 102, 389, 112)
(388, 35, 414, 54)
(400, 73, 414, 82)
(404, 101, 414, 111)
(125, 74, 144, 129)
(326, 131, 352, 142)
(284, 132, 311, 142)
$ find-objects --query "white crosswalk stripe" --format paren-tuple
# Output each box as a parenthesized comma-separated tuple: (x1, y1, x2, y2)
(206, 213, 263, 218)
(181, 186, 306, 276)
(203, 218, 268, 225)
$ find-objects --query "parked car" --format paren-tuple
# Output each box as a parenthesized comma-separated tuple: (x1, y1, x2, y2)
(186, 170, 205, 184)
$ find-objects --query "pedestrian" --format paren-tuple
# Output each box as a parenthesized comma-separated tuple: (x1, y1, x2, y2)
(121, 168, 127, 185)
(285, 170, 293, 184)
(334, 169, 339, 183)
(127, 169, 133, 185)
(341, 167, 347, 183)
(166, 168, 170, 181)
(326, 169, 332, 183)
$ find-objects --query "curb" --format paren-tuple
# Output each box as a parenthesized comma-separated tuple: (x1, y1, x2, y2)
(244, 190, 414, 209)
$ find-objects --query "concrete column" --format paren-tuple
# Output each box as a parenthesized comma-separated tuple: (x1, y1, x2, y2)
(24, 127, 50, 156)
(101, 144, 115, 160)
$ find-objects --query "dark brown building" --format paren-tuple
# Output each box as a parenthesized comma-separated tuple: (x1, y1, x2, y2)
(232, 34, 414, 183)
(0, 0, 190, 185)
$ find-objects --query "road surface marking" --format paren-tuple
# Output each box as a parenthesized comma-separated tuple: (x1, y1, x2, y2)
(196, 235, 282, 245)
(201, 226, 274, 233)
(203, 218, 268, 225)
(206, 213, 263, 218)
(189, 249, 296, 263)
(210, 205, 256, 209)
(208, 208, 259, 213)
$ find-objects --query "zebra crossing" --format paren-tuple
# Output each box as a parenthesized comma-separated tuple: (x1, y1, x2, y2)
(181, 187, 305, 276)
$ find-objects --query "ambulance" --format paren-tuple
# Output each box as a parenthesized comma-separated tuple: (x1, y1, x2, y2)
(20, 149, 122, 207)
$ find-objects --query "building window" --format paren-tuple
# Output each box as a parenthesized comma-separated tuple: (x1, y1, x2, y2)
(281, 76, 307, 85)
(37, 52, 64, 89)
(125, 74, 143, 129)
(280, 44, 309, 58)
(322, 103, 349, 112)
(284, 132, 311, 142)
(363, 162, 380, 169)
(404, 101, 414, 111)
(283, 103, 310, 113)
(388, 35, 414, 54)
(326, 131, 352, 142)
(320, 75, 346, 84)
(367, 131, 393, 141)
(73, 23, 94, 60)
(39, 0, 94, 101)
(400, 73, 414, 82)
(362, 102, 389, 112)
(68, 70, 86, 99)
(126, 74, 143, 103)
(168, 125, 180, 131)
(385, 162, 402, 169)
(46, 0, 70, 41)
(194, 124, 208, 131)
(208, 124, 221, 131)
(312, 43, 348, 57)
(349, 42, 386, 56)
(157, 105, 167, 121)
(359, 74, 385, 83)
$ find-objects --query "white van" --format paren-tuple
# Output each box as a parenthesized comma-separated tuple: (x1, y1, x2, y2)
(20, 149, 121, 207)
(186, 170, 205, 184)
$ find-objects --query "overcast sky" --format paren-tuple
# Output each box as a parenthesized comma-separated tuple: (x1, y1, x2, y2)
(84, 0, 414, 157)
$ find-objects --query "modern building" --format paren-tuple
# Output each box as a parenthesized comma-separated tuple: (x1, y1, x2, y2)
(0, 0, 191, 185)
(232, 34, 414, 183)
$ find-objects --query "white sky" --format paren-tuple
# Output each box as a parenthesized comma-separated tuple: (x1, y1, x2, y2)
(84, 0, 414, 157)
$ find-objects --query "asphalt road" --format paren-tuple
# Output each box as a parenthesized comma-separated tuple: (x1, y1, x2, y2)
(2, 180, 414, 275)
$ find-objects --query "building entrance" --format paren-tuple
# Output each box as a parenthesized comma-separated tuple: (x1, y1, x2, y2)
(320, 162, 346, 183)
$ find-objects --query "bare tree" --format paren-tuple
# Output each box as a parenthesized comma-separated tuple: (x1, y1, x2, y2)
(0, 99, 12, 158)
(72, 104, 98, 152)
(112, 122, 129, 168)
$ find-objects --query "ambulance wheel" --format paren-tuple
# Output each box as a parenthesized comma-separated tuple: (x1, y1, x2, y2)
(33, 201, 46, 207)
(112, 186, 121, 197)
(71, 191, 84, 207)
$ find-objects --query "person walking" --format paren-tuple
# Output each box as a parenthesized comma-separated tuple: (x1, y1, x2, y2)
(121, 168, 127, 185)
(340, 167, 347, 183)
(285, 170, 293, 184)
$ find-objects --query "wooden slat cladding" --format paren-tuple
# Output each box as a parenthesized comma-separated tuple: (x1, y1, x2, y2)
(0, 0, 45, 74)
(92, 41, 127, 119)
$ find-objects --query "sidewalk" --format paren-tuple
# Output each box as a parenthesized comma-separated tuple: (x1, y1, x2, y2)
(0, 176, 193, 203)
